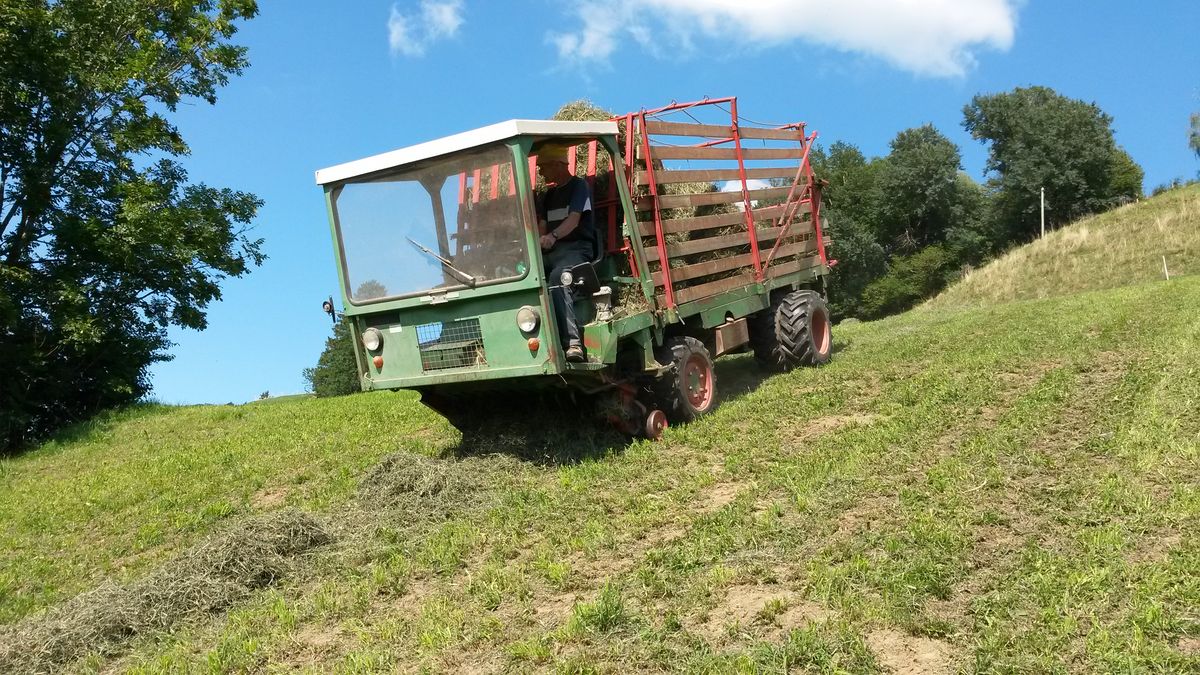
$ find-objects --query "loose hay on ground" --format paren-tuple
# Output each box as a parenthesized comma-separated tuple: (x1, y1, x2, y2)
(0, 510, 330, 673)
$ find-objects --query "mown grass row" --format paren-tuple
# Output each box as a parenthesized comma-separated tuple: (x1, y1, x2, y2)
(0, 275, 1187, 672)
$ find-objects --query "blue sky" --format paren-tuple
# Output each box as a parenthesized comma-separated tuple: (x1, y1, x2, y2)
(150, 0, 1200, 404)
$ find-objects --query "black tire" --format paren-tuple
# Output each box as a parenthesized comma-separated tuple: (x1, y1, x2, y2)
(652, 336, 716, 424)
(750, 289, 832, 371)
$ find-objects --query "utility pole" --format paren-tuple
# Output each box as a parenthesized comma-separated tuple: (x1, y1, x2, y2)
(1040, 188, 1045, 238)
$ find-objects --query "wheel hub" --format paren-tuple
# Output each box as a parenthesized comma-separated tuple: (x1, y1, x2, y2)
(683, 354, 714, 410)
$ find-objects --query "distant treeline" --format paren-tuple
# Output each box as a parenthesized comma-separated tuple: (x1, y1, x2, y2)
(814, 85, 1148, 320)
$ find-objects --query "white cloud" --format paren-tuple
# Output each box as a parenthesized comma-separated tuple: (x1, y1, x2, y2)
(388, 0, 465, 57)
(555, 0, 1018, 77)
(721, 179, 772, 211)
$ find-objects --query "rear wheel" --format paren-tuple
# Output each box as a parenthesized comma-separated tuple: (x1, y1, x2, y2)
(653, 336, 716, 424)
(750, 289, 832, 371)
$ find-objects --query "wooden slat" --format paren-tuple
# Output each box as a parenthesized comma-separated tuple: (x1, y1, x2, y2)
(643, 120, 804, 142)
(738, 127, 805, 141)
(652, 240, 816, 286)
(637, 166, 802, 185)
(638, 204, 785, 237)
(644, 120, 732, 138)
(644, 226, 785, 263)
(656, 255, 823, 306)
(671, 274, 757, 305)
(765, 257, 823, 280)
(654, 252, 755, 287)
(648, 146, 804, 161)
(636, 185, 797, 211)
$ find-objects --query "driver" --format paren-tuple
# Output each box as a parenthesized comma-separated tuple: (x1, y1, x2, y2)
(536, 143, 595, 363)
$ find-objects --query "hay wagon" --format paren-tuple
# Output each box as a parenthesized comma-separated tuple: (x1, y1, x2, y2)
(315, 97, 833, 438)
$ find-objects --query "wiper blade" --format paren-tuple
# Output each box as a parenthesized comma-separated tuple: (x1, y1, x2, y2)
(406, 237, 476, 287)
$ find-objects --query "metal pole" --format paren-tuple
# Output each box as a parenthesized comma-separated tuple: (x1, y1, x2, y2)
(1040, 188, 1045, 238)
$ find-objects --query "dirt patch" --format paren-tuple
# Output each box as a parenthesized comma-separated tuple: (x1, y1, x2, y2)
(785, 414, 882, 445)
(1177, 637, 1200, 656)
(251, 485, 289, 509)
(533, 590, 585, 627)
(835, 495, 898, 538)
(697, 482, 747, 514)
(278, 623, 347, 669)
(694, 584, 829, 643)
(866, 629, 954, 675)
(0, 510, 331, 673)
(1129, 531, 1185, 565)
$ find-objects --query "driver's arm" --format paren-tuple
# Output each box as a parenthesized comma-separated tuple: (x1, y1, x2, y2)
(549, 211, 580, 241)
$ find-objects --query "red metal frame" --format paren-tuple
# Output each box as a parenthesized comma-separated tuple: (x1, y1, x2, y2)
(615, 96, 829, 308)
(730, 97, 764, 282)
(637, 111, 676, 308)
(446, 97, 829, 308)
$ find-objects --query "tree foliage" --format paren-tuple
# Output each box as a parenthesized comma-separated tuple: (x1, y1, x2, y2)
(876, 125, 963, 251)
(858, 245, 956, 319)
(1190, 112, 1200, 158)
(811, 128, 987, 318)
(302, 319, 361, 398)
(1108, 147, 1145, 204)
(963, 86, 1138, 239)
(0, 1, 262, 451)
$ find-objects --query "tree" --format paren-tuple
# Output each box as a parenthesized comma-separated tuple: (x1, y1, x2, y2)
(355, 279, 388, 300)
(811, 141, 887, 230)
(858, 245, 956, 319)
(1190, 112, 1200, 158)
(876, 125, 963, 251)
(963, 86, 1139, 240)
(0, 1, 263, 451)
(302, 319, 362, 397)
(1108, 147, 1144, 203)
(822, 215, 886, 319)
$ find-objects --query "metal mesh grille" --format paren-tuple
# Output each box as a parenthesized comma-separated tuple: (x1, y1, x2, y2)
(416, 318, 486, 371)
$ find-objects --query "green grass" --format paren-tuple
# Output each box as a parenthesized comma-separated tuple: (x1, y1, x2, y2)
(1, 194, 1198, 671)
(0, 392, 456, 625)
(928, 183, 1200, 309)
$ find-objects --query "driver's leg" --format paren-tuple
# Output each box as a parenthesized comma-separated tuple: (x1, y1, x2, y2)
(545, 243, 589, 359)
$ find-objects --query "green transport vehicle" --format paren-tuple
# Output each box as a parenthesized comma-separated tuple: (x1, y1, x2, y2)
(315, 97, 834, 438)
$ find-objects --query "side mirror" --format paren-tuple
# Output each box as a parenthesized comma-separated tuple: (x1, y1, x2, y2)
(321, 296, 336, 324)
(558, 262, 601, 295)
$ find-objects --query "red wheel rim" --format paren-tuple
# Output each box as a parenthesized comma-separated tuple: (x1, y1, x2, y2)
(683, 353, 714, 411)
(812, 308, 831, 357)
(645, 409, 668, 440)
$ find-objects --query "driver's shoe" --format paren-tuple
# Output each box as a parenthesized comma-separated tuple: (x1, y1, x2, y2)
(565, 344, 586, 362)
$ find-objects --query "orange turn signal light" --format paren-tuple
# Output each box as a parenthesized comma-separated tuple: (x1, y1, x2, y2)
(527, 337, 540, 352)
(372, 355, 384, 369)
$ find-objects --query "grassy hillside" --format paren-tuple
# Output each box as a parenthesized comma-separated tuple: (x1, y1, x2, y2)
(928, 183, 1200, 309)
(2, 273, 1197, 672)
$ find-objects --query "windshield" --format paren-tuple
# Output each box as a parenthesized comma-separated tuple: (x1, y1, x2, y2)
(333, 144, 530, 303)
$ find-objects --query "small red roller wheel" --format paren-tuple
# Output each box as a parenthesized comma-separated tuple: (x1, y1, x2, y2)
(644, 409, 668, 440)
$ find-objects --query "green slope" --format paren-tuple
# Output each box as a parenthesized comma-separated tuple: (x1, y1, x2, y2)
(2, 281, 1197, 672)
(928, 183, 1200, 309)
(1, 193, 1198, 671)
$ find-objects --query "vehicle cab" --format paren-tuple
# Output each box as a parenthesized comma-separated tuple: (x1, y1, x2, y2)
(315, 120, 650, 392)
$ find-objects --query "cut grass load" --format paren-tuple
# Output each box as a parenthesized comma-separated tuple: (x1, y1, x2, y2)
(0, 191, 1197, 672)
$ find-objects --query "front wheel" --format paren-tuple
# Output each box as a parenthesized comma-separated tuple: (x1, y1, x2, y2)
(653, 336, 717, 424)
(750, 289, 832, 371)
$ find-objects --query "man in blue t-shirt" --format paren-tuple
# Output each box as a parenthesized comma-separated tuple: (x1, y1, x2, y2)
(535, 144, 596, 363)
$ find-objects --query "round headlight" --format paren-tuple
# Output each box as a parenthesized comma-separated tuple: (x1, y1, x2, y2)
(361, 327, 383, 352)
(559, 270, 574, 287)
(516, 306, 540, 333)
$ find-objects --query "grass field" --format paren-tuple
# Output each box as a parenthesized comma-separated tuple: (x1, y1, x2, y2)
(1, 190, 1197, 673)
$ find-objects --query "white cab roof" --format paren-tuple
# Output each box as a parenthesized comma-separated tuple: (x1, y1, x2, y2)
(314, 119, 618, 186)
